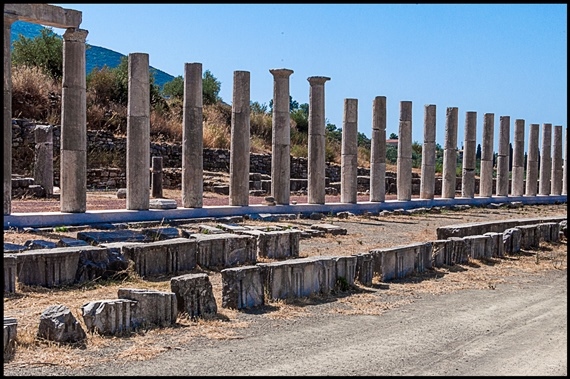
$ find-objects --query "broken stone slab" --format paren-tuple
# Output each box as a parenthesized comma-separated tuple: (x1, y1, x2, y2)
(238, 229, 301, 259)
(149, 198, 178, 209)
(170, 273, 217, 319)
(3, 243, 25, 253)
(197, 224, 225, 235)
(141, 227, 181, 241)
(57, 237, 90, 247)
(117, 288, 177, 328)
(23, 239, 58, 250)
(216, 223, 249, 232)
(4, 255, 17, 293)
(191, 233, 257, 270)
(216, 216, 244, 223)
(81, 299, 137, 335)
(77, 230, 150, 245)
(4, 317, 18, 360)
(310, 223, 348, 235)
(300, 229, 325, 238)
(221, 266, 264, 310)
(37, 304, 86, 343)
(121, 238, 197, 278)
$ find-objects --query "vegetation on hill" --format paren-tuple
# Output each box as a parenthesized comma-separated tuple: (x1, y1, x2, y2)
(10, 23, 457, 172)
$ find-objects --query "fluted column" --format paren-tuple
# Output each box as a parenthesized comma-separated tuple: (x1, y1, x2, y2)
(126, 53, 150, 210)
(229, 70, 251, 206)
(420, 104, 436, 199)
(511, 119, 525, 196)
(550, 125, 563, 195)
(441, 107, 458, 198)
(182, 62, 203, 208)
(341, 98, 358, 204)
(538, 123, 552, 195)
(269, 68, 294, 205)
(4, 15, 16, 215)
(307, 76, 330, 204)
(479, 113, 495, 197)
(461, 111, 477, 198)
(370, 96, 386, 202)
(496, 116, 510, 197)
(60, 28, 88, 212)
(397, 101, 412, 201)
(525, 124, 540, 196)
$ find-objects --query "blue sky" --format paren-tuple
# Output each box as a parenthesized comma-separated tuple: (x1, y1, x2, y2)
(52, 3, 567, 150)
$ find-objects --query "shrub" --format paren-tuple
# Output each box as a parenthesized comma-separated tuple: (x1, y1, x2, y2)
(12, 28, 63, 80)
(11, 65, 60, 123)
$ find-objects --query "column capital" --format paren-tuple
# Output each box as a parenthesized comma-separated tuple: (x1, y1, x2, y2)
(269, 68, 294, 78)
(63, 28, 88, 42)
(307, 76, 330, 85)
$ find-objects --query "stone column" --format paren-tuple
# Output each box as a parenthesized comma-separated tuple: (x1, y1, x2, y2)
(341, 98, 358, 204)
(307, 76, 330, 205)
(562, 127, 567, 196)
(182, 62, 203, 208)
(550, 125, 563, 195)
(126, 53, 150, 210)
(4, 16, 16, 215)
(479, 113, 495, 197)
(269, 68, 294, 205)
(496, 116, 510, 197)
(370, 96, 386, 202)
(525, 124, 540, 196)
(538, 123, 552, 196)
(151, 156, 163, 198)
(420, 104, 436, 200)
(229, 70, 251, 206)
(441, 107, 458, 198)
(397, 101, 412, 201)
(510, 119, 525, 196)
(34, 125, 54, 197)
(461, 111, 477, 198)
(60, 28, 88, 213)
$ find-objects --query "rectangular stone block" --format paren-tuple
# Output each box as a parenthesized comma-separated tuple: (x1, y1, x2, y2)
(517, 225, 540, 250)
(77, 230, 149, 245)
(192, 233, 256, 270)
(16, 246, 107, 288)
(463, 235, 493, 260)
(4, 317, 17, 360)
(221, 266, 264, 310)
(122, 238, 197, 278)
(4, 255, 17, 293)
(81, 299, 137, 335)
(334, 255, 357, 286)
(484, 232, 505, 258)
(431, 240, 451, 267)
(117, 288, 177, 328)
(503, 228, 521, 254)
(239, 229, 300, 259)
(170, 273, 217, 318)
(355, 252, 374, 286)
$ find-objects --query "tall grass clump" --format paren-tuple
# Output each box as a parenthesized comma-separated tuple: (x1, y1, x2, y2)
(11, 65, 61, 124)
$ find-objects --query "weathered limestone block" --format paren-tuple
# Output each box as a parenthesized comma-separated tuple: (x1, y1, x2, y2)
(192, 233, 256, 270)
(314, 256, 337, 295)
(537, 222, 560, 243)
(221, 266, 264, 310)
(141, 227, 181, 241)
(238, 229, 300, 259)
(257, 257, 322, 300)
(170, 273, 217, 318)
(517, 225, 540, 250)
(430, 240, 451, 267)
(354, 252, 374, 286)
(4, 255, 17, 293)
(77, 230, 149, 245)
(23, 239, 58, 250)
(370, 243, 424, 282)
(310, 223, 347, 235)
(4, 243, 25, 253)
(334, 255, 357, 287)
(37, 304, 86, 343)
(446, 237, 470, 264)
(503, 228, 522, 254)
(81, 299, 137, 335)
(484, 232, 505, 258)
(57, 237, 89, 247)
(117, 288, 177, 328)
(463, 235, 493, 260)
(122, 238, 197, 278)
(4, 317, 18, 360)
(414, 242, 433, 272)
(16, 246, 108, 288)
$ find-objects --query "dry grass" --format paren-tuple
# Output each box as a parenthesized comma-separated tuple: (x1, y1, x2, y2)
(11, 65, 61, 124)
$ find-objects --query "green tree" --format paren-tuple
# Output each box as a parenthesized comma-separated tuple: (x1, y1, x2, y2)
(203, 69, 221, 105)
(389, 132, 398, 139)
(162, 75, 184, 99)
(110, 56, 163, 109)
(291, 102, 309, 133)
(12, 28, 64, 80)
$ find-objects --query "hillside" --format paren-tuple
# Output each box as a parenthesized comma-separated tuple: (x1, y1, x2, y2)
(10, 20, 175, 88)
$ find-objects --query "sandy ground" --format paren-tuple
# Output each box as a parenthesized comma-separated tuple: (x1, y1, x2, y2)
(3, 195, 567, 376)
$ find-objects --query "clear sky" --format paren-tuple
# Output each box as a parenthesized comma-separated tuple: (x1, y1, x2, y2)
(52, 3, 567, 150)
